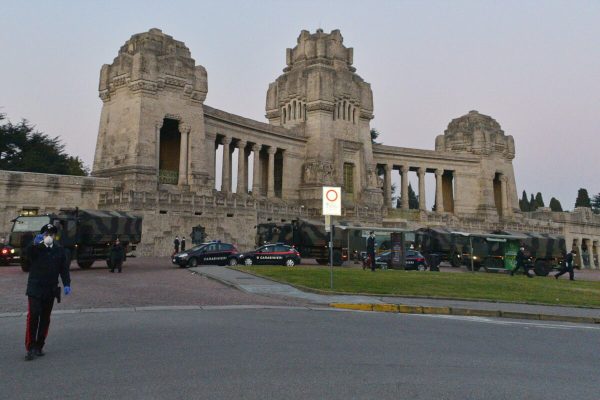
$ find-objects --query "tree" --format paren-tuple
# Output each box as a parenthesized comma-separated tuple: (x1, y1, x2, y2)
(535, 192, 545, 208)
(591, 193, 600, 214)
(529, 193, 536, 211)
(519, 190, 529, 212)
(0, 113, 88, 176)
(574, 188, 591, 208)
(549, 197, 563, 212)
(370, 128, 380, 144)
(396, 183, 419, 209)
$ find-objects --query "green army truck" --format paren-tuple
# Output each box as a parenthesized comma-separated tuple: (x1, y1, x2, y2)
(9, 209, 142, 272)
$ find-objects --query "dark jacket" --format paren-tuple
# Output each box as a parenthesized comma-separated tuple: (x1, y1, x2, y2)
(181, 239, 186, 252)
(109, 243, 125, 266)
(26, 243, 70, 298)
(565, 252, 574, 268)
(516, 249, 526, 267)
(367, 236, 376, 253)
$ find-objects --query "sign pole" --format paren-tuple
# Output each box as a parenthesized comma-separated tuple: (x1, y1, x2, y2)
(322, 186, 341, 291)
(330, 217, 333, 289)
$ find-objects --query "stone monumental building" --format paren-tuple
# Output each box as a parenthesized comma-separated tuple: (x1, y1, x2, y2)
(0, 28, 598, 268)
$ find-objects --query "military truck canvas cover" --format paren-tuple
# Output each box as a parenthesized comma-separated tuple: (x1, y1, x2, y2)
(491, 230, 566, 259)
(67, 209, 142, 245)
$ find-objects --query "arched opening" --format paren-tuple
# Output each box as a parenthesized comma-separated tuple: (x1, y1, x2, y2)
(303, 104, 307, 121)
(293, 100, 297, 120)
(274, 151, 283, 198)
(343, 162, 354, 201)
(493, 173, 502, 216)
(282, 107, 286, 124)
(347, 104, 352, 121)
(343, 101, 347, 120)
(337, 103, 341, 119)
(287, 104, 291, 121)
(159, 118, 180, 184)
(352, 108, 356, 124)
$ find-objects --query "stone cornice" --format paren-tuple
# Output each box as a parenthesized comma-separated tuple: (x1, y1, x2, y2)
(373, 144, 480, 164)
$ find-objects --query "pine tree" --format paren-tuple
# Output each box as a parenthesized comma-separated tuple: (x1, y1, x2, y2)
(535, 192, 545, 208)
(408, 183, 419, 209)
(519, 190, 529, 212)
(529, 193, 537, 211)
(592, 193, 600, 214)
(574, 188, 591, 208)
(370, 128, 380, 144)
(549, 197, 563, 212)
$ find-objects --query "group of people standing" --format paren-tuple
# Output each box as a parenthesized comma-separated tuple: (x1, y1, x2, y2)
(173, 236, 186, 255)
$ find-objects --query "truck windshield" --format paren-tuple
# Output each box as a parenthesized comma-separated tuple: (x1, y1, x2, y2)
(12, 216, 51, 233)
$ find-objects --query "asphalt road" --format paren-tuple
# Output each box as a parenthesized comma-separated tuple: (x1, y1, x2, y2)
(1, 308, 599, 400)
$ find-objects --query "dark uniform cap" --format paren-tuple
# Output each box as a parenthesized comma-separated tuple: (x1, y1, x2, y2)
(40, 224, 58, 234)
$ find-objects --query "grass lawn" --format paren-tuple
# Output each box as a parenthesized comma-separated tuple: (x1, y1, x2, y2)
(235, 266, 600, 308)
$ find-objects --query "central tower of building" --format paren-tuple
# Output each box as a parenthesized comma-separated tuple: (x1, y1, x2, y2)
(266, 29, 383, 209)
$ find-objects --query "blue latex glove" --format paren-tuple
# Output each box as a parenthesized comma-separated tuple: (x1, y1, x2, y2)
(64, 286, 71, 295)
(33, 234, 44, 245)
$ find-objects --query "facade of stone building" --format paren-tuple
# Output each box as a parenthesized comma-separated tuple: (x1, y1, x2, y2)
(0, 28, 598, 268)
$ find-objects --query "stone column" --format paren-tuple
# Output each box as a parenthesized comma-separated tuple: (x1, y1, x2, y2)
(236, 140, 247, 194)
(178, 128, 189, 185)
(155, 122, 161, 185)
(267, 147, 277, 198)
(401, 165, 409, 210)
(417, 167, 426, 211)
(221, 137, 231, 193)
(435, 169, 444, 213)
(500, 175, 508, 217)
(383, 164, 392, 208)
(252, 144, 262, 196)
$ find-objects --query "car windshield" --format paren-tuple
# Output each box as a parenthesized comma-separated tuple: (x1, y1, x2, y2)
(12, 216, 51, 233)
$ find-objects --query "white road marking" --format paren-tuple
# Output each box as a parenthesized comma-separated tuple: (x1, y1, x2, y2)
(411, 313, 600, 331)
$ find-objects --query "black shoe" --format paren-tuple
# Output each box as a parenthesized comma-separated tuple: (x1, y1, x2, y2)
(118, 269, 122, 273)
(34, 348, 45, 357)
(25, 350, 35, 361)
(510, 271, 514, 276)
(110, 269, 114, 273)
(555, 274, 558, 279)
(526, 274, 533, 278)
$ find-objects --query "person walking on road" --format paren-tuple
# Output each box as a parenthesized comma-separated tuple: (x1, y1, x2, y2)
(173, 236, 180, 255)
(108, 238, 125, 273)
(510, 246, 532, 277)
(367, 231, 376, 272)
(555, 249, 576, 281)
(24, 224, 71, 361)
(181, 236, 186, 252)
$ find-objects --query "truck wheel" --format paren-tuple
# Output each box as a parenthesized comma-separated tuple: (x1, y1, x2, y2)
(450, 252, 462, 268)
(534, 260, 550, 276)
(78, 260, 94, 269)
(333, 251, 343, 266)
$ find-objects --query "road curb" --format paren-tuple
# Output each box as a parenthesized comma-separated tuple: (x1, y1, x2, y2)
(329, 303, 600, 325)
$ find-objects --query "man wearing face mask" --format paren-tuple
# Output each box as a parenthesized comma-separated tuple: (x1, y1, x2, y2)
(24, 223, 71, 361)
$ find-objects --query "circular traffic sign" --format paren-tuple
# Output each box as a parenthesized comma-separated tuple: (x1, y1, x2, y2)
(326, 189, 338, 202)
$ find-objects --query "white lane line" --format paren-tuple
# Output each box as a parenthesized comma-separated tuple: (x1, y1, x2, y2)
(410, 313, 600, 331)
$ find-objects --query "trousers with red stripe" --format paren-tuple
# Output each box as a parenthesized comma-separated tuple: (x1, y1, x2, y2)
(25, 295, 55, 352)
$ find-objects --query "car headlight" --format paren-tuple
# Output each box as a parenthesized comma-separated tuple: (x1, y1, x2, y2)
(11, 249, 15, 254)
(179, 253, 188, 259)
(473, 256, 478, 260)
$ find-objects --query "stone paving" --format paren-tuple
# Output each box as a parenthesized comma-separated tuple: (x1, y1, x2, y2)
(0, 257, 307, 314)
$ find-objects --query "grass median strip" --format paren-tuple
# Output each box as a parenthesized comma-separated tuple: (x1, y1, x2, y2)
(234, 266, 600, 308)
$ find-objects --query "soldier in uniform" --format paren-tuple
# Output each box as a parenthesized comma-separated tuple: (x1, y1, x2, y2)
(173, 236, 180, 255)
(555, 249, 576, 281)
(367, 231, 376, 272)
(510, 246, 532, 277)
(24, 224, 71, 361)
(108, 237, 125, 273)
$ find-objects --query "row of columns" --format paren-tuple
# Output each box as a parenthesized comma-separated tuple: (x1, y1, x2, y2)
(220, 136, 280, 198)
(381, 164, 449, 213)
(572, 238, 600, 269)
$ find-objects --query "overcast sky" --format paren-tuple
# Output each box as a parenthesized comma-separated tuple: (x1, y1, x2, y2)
(1, 0, 598, 209)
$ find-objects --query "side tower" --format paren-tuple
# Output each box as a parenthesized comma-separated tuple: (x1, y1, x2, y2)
(435, 110, 520, 219)
(92, 28, 209, 192)
(265, 29, 382, 209)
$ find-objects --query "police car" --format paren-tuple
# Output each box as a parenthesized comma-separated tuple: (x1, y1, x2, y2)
(172, 241, 238, 268)
(228, 243, 301, 267)
(375, 250, 428, 271)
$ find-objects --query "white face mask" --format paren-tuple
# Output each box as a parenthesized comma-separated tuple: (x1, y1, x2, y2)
(43, 235, 54, 246)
